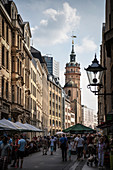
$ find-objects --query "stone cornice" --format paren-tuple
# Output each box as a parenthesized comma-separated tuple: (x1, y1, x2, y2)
(0, 2, 12, 28)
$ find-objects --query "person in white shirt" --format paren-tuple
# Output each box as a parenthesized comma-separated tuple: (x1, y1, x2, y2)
(77, 135, 84, 160)
(68, 140, 72, 161)
(50, 136, 54, 155)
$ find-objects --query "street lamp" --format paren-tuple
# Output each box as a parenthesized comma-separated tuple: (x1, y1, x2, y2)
(84, 54, 106, 95)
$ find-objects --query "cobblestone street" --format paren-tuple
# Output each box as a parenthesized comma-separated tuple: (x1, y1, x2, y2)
(8, 148, 103, 170)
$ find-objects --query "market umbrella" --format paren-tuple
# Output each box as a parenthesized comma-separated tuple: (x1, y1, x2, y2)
(63, 123, 96, 134)
(0, 118, 22, 131)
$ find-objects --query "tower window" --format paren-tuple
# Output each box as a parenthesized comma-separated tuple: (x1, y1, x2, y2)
(68, 90, 71, 96)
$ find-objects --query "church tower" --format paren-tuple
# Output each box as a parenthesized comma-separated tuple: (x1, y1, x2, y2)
(64, 36, 81, 124)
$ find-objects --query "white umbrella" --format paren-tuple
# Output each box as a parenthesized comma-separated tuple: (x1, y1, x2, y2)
(56, 131, 64, 135)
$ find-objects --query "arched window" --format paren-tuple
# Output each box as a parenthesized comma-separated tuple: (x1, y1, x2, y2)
(68, 90, 71, 96)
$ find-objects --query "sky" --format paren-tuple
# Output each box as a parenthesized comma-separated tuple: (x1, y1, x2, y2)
(13, 0, 105, 112)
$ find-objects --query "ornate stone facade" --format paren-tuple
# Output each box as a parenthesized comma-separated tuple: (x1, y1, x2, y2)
(0, 0, 32, 122)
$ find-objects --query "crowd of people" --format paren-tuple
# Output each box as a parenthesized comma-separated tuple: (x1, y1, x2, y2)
(0, 133, 113, 170)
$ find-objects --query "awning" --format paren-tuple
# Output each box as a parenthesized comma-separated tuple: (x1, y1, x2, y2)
(97, 121, 113, 129)
(24, 123, 42, 132)
(0, 118, 21, 131)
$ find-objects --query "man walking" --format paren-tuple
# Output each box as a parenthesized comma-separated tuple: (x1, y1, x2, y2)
(17, 135, 26, 168)
(60, 134, 67, 161)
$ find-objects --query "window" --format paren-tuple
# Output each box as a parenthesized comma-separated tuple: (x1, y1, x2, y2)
(56, 104, 58, 109)
(68, 90, 71, 96)
(2, 77, 4, 98)
(31, 98, 32, 110)
(50, 119, 51, 125)
(56, 95, 58, 100)
(20, 88, 21, 104)
(59, 97, 60, 102)
(12, 32, 15, 46)
(2, 46, 5, 66)
(59, 121, 61, 127)
(12, 56, 15, 72)
(50, 110, 51, 115)
(50, 91, 51, 97)
(12, 85, 15, 102)
(53, 93, 55, 99)
(56, 121, 58, 127)
(18, 35, 19, 48)
(17, 86, 19, 103)
(2, 19, 4, 37)
(53, 120, 54, 126)
(6, 25, 8, 42)
(17, 58, 19, 73)
(6, 51, 9, 70)
(31, 68, 32, 79)
(20, 61, 21, 75)
(33, 71, 36, 83)
(6, 81, 8, 99)
(33, 85, 36, 97)
(33, 100, 36, 111)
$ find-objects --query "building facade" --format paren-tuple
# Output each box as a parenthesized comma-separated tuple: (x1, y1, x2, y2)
(82, 105, 97, 129)
(64, 40, 82, 124)
(48, 74, 62, 135)
(0, 0, 32, 122)
(43, 55, 59, 78)
(31, 46, 49, 135)
(98, 0, 113, 135)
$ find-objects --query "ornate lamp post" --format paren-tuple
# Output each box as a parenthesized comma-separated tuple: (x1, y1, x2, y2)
(85, 54, 106, 95)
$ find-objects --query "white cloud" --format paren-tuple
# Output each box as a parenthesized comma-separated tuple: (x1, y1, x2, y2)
(76, 37, 97, 54)
(31, 26, 38, 33)
(44, 8, 58, 21)
(40, 19, 48, 26)
(31, 2, 80, 46)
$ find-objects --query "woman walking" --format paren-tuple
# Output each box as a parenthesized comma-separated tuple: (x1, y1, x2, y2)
(0, 136, 11, 170)
(97, 137, 105, 168)
(50, 136, 54, 155)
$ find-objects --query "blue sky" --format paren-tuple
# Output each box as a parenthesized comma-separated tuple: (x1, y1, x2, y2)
(14, 0, 105, 112)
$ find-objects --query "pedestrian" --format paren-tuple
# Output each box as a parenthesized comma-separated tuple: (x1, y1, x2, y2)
(97, 137, 105, 168)
(87, 133, 94, 157)
(0, 136, 11, 170)
(74, 134, 79, 155)
(60, 134, 68, 162)
(10, 134, 19, 167)
(54, 135, 57, 151)
(8, 135, 13, 164)
(50, 136, 54, 155)
(82, 134, 87, 158)
(68, 140, 72, 161)
(42, 136, 48, 155)
(77, 135, 84, 160)
(17, 134, 26, 169)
